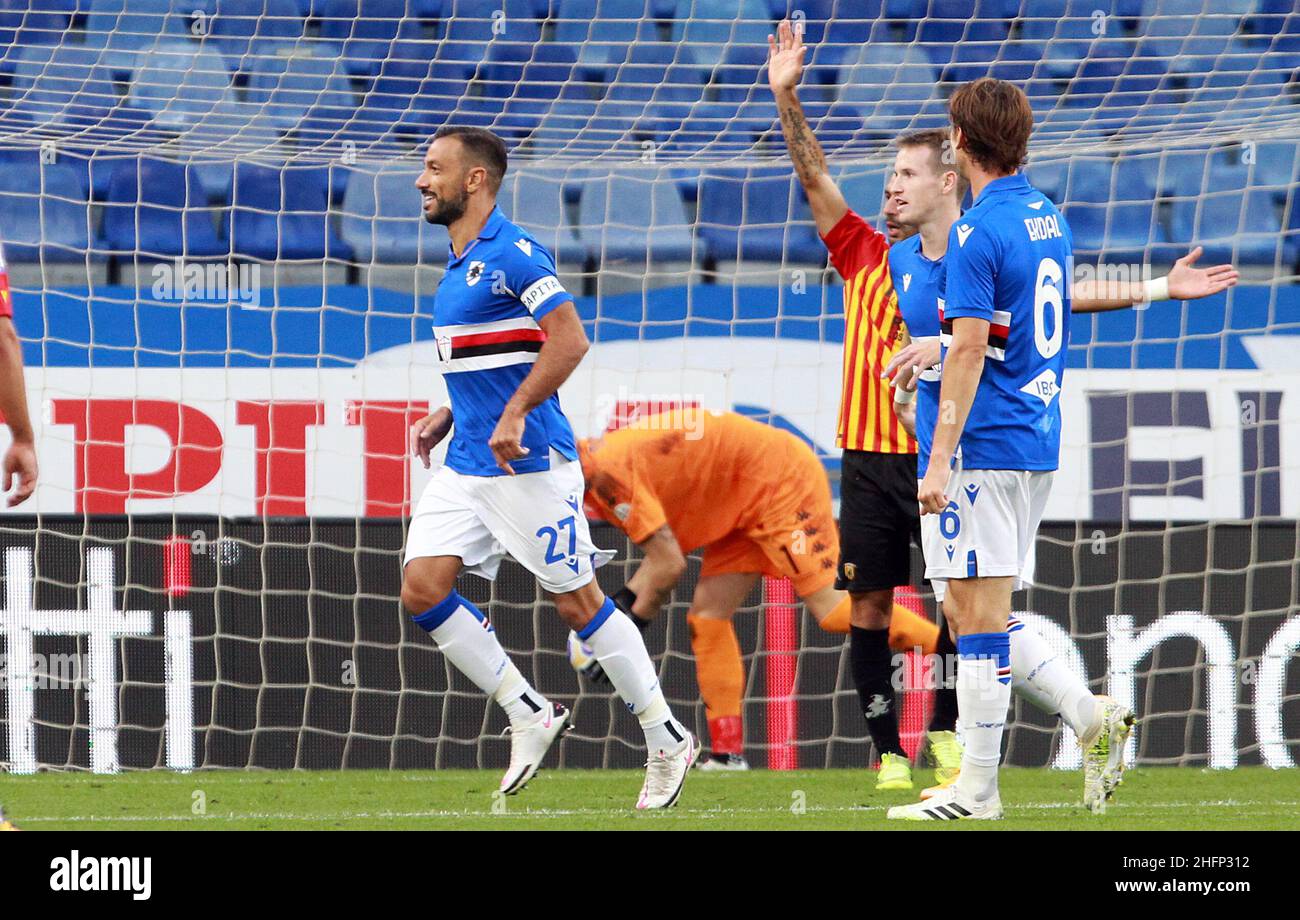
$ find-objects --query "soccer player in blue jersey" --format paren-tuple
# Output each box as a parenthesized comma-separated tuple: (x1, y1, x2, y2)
(879, 131, 1237, 813)
(404, 127, 697, 809)
(885, 79, 1151, 820)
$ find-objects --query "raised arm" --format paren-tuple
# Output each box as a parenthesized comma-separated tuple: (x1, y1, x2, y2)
(768, 18, 847, 236)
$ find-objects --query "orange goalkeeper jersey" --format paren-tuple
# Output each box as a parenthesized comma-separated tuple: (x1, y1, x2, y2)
(579, 409, 817, 550)
(820, 208, 914, 454)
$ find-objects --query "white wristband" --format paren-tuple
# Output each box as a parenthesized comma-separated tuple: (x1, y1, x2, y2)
(893, 386, 915, 405)
(1144, 275, 1170, 303)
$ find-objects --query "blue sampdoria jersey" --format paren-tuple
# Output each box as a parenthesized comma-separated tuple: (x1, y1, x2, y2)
(938, 173, 1073, 471)
(433, 205, 578, 476)
(888, 235, 946, 477)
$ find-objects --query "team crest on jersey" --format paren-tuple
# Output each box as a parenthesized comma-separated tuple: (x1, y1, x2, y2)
(902, 273, 912, 292)
(466, 260, 485, 285)
(435, 334, 452, 362)
(843, 562, 856, 581)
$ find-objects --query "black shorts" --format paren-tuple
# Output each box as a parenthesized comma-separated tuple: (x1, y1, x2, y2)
(835, 449, 922, 593)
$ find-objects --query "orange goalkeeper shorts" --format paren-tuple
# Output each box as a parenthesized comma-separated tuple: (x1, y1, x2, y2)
(699, 434, 839, 597)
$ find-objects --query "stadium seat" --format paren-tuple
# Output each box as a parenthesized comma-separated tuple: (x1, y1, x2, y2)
(1168, 188, 1287, 265)
(227, 162, 352, 260)
(835, 165, 887, 223)
(338, 163, 450, 263)
(101, 156, 228, 258)
(84, 0, 205, 74)
(4, 45, 121, 131)
(671, 0, 773, 49)
(0, 0, 73, 49)
(243, 42, 356, 140)
(209, 0, 308, 68)
(0, 162, 96, 263)
(696, 167, 825, 264)
(576, 168, 695, 262)
(125, 40, 238, 130)
(552, 0, 661, 47)
(497, 168, 590, 267)
(317, 0, 423, 76)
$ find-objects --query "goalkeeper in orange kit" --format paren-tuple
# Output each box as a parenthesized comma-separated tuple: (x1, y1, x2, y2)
(572, 408, 945, 770)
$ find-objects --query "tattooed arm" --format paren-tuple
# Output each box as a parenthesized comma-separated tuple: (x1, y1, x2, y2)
(768, 18, 848, 236)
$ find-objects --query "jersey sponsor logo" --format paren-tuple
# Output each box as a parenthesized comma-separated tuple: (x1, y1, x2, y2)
(902, 272, 912, 292)
(514, 238, 532, 256)
(465, 260, 485, 286)
(1020, 367, 1061, 406)
(1024, 214, 1063, 241)
(520, 276, 565, 313)
(956, 224, 974, 247)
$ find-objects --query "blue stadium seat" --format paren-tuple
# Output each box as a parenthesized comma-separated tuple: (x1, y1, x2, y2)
(696, 167, 824, 264)
(837, 44, 937, 105)
(712, 44, 769, 104)
(1168, 188, 1286, 265)
(497, 168, 589, 266)
(84, 0, 204, 73)
(835, 165, 887, 223)
(101, 157, 227, 258)
(1025, 159, 1069, 204)
(317, 0, 425, 76)
(1252, 142, 1298, 189)
(339, 163, 447, 263)
(4, 45, 121, 131)
(209, 0, 307, 67)
(433, 0, 544, 63)
(243, 42, 356, 138)
(1064, 158, 1115, 203)
(125, 40, 237, 130)
(0, 161, 95, 263)
(226, 162, 351, 260)
(364, 57, 472, 133)
(577, 169, 694, 262)
(0, 0, 73, 49)
(671, 0, 773, 48)
(553, 0, 660, 46)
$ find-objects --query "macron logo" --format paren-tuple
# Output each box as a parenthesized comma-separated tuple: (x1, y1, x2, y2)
(902, 273, 912, 292)
(1028, 199, 1044, 210)
(514, 238, 532, 257)
(956, 224, 974, 247)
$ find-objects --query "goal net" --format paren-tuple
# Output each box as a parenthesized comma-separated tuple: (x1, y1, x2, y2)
(0, 0, 1297, 774)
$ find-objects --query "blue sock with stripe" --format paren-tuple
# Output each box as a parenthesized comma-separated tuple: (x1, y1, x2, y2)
(953, 631, 1012, 802)
(413, 591, 544, 725)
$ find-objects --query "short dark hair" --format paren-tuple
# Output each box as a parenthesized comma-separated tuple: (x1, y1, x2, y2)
(432, 126, 508, 193)
(895, 128, 970, 200)
(948, 77, 1034, 176)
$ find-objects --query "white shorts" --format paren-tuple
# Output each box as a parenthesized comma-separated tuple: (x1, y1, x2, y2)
(920, 467, 1053, 602)
(404, 453, 616, 594)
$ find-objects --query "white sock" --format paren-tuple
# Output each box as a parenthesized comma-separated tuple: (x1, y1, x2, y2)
(579, 598, 687, 753)
(413, 592, 546, 728)
(1008, 616, 1099, 738)
(953, 632, 1011, 803)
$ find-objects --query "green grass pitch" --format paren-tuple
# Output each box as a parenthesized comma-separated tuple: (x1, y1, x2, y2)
(2, 766, 1297, 830)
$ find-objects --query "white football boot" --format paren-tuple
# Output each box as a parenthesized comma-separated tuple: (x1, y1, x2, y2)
(697, 753, 750, 771)
(499, 702, 570, 796)
(886, 784, 1003, 821)
(1081, 695, 1136, 814)
(636, 731, 700, 809)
